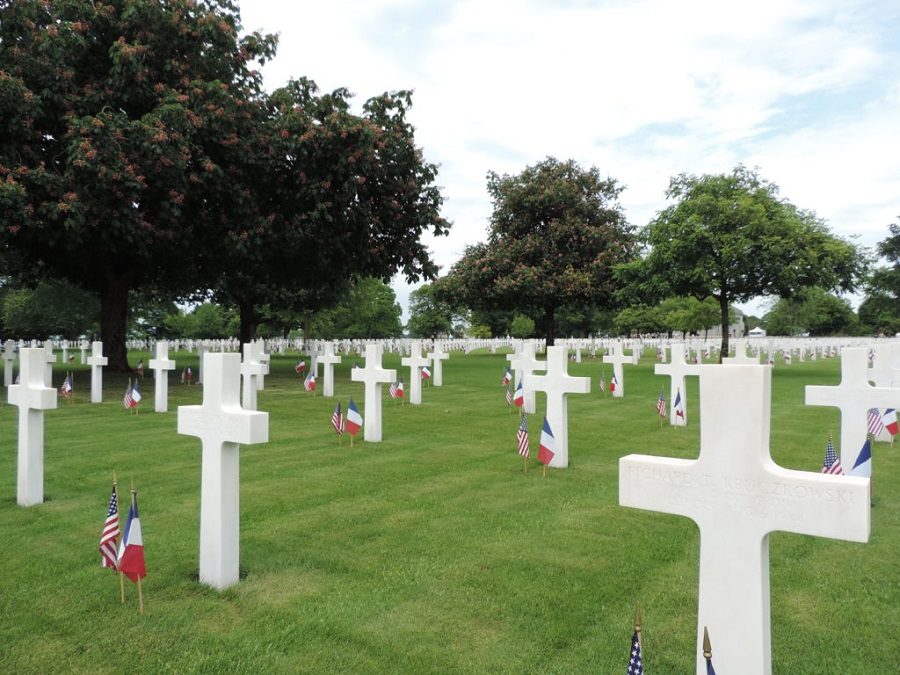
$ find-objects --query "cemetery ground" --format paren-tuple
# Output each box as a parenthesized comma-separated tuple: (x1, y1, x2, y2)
(1, 350, 898, 673)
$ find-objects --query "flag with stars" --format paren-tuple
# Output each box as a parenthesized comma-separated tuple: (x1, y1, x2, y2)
(99, 484, 120, 569)
(516, 414, 529, 458)
(60, 373, 73, 398)
(505, 385, 512, 407)
(866, 408, 884, 437)
(626, 630, 643, 675)
(821, 435, 842, 475)
(656, 390, 666, 418)
(332, 401, 343, 436)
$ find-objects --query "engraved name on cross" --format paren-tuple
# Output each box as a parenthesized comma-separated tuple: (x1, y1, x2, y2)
(523, 345, 590, 468)
(620, 365, 870, 675)
(7, 348, 57, 506)
(350, 344, 396, 442)
(178, 353, 268, 590)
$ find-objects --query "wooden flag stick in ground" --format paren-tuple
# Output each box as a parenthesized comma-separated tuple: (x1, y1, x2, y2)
(131, 478, 144, 615)
(114, 471, 125, 605)
(635, 603, 643, 651)
(542, 463, 547, 478)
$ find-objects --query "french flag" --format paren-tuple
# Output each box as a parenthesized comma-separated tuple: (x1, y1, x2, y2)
(848, 438, 872, 478)
(513, 381, 525, 407)
(883, 408, 899, 436)
(538, 417, 556, 466)
(345, 398, 363, 436)
(117, 493, 146, 583)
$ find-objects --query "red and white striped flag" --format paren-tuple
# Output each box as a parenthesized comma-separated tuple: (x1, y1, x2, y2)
(99, 484, 120, 569)
(332, 401, 343, 436)
(516, 414, 529, 458)
(867, 408, 884, 437)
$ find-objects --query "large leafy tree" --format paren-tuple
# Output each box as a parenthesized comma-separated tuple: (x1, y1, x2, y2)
(0, 0, 275, 369)
(407, 283, 455, 338)
(622, 166, 865, 357)
(210, 80, 449, 343)
(763, 288, 859, 336)
(437, 157, 635, 345)
(859, 219, 900, 334)
(308, 277, 402, 339)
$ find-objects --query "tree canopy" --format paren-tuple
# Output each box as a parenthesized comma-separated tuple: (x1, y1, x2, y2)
(436, 157, 635, 344)
(859, 219, 900, 334)
(407, 283, 456, 338)
(620, 166, 865, 356)
(308, 277, 402, 339)
(763, 288, 859, 336)
(0, 0, 448, 366)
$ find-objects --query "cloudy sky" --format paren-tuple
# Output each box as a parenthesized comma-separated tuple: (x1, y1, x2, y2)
(239, 0, 900, 319)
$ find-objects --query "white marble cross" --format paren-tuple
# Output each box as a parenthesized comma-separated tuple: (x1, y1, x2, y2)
(620, 364, 870, 675)
(42, 342, 56, 387)
(255, 339, 270, 391)
(319, 341, 342, 397)
(177, 353, 268, 590)
(602, 341, 633, 397)
(806, 347, 900, 468)
(79, 341, 87, 365)
(722, 339, 760, 365)
(7, 348, 57, 506)
(867, 342, 900, 388)
(655, 343, 702, 426)
(351, 344, 397, 442)
(4, 339, 16, 387)
(87, 341, 107, 403)
(507, 342, 545, 414)
(427, 342, 449, 387)
(148, 340, 176, 413)
(240, 342, 265, 411)
(523, 345, 591, 467)
(400, 340, 431, 405)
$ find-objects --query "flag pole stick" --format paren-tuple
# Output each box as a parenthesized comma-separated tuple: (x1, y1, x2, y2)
(113, 471, 125, 605)
(130, 478, 144, 615)
(524, 456, 527, 474)
(350, 434, 354, 448)
(542, 463, 547, 478)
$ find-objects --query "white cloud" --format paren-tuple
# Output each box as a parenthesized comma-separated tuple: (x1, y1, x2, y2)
(239, 0, 900, 320)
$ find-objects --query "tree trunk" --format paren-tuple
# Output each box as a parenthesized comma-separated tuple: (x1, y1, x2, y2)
(718, 294, 730, 363)
(100, 274, 131, 372)
(238, 299, 258, 345)
(543, 305, 556, 346)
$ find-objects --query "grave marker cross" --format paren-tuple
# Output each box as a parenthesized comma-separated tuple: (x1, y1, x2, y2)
(507, 342, 545, 414)
(427, 342, 449, 387)
(602, 342, 633, 397)
(620, 365, 870, 674)
(350, 344, 397, 442)
(806, 347, 900, 468)
(655, 343, 701, 426)
(177, 353, 268, 590)
(148, 340, 176, 413)
(400, 340, 431, 405)
(7, 348, 57, 506)
(319, 342, 342, 397)
(87, 341, 107, 403)
(523, 345, 590, 467)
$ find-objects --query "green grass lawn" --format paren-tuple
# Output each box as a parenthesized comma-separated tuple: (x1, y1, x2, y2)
(1, 350, 898, 673)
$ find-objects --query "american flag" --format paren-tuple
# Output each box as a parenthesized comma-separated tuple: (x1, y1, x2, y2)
(626, 630, 643, 675)
(656, 390, 666, 418)
(821, 435, 843, 474)
(123, 380, 134, 408)
(867, 408, 884, 437)
(505, 385, 512, 406)
(598, 373, 605, 392)
(99, 484, 120, 569)
(389, 381, 399, 398)
(331, 401, 343, 436)
(59, 373, 73, 398)
(516, 414, 529, 458)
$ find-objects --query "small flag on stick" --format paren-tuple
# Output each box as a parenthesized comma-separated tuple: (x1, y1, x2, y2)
(332, 401, 344, 441)
(703, 626, 717, 675)
(516, 414, 529, 472)
(345, 398, 362, 447)
(626, 604, 644, 675)
(656, 390, 666, 426)
(117, 482, 146, 613)
(538, 416, 556, 476)
(821, 434, 843, 474)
